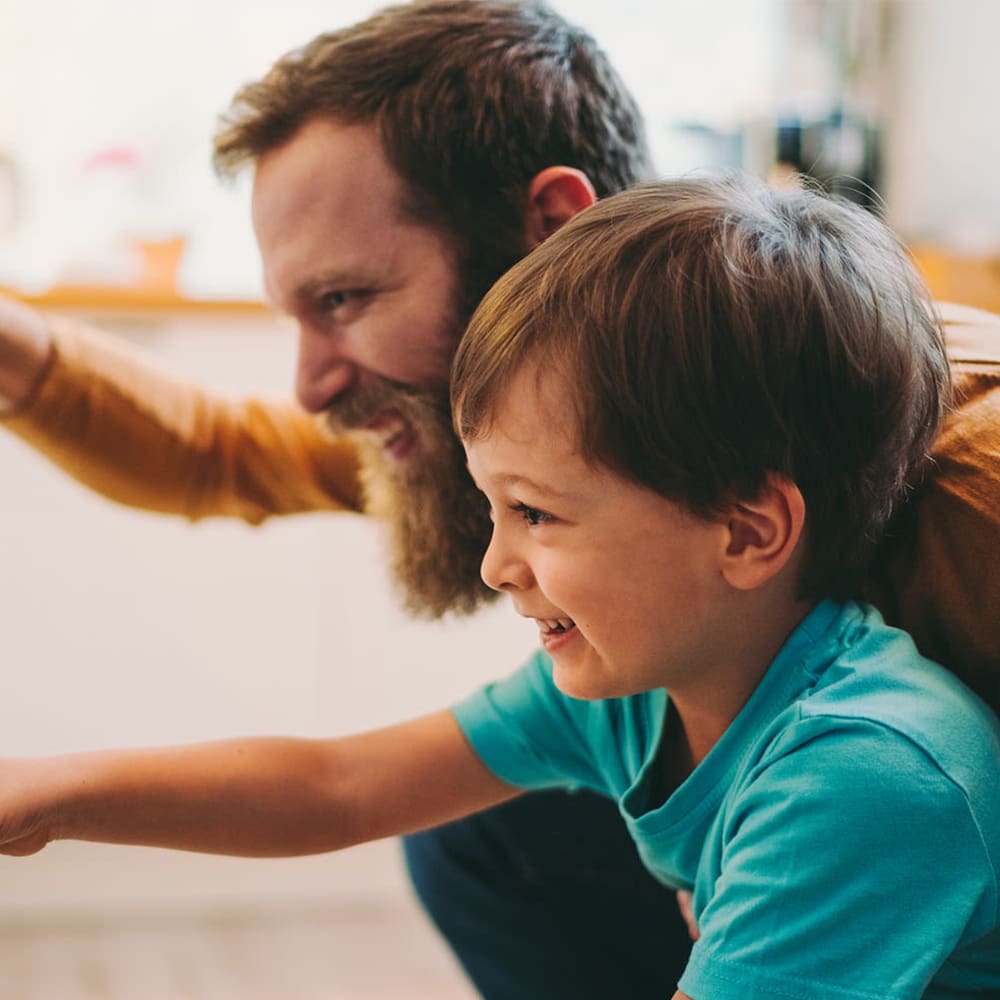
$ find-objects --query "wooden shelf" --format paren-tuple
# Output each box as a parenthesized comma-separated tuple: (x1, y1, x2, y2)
(2, 284, 269, 315)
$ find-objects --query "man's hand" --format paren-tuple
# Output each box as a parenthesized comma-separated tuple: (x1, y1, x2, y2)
(0, 293, 53, 413)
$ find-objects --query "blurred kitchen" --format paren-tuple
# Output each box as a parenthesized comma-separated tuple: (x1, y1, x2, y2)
(0, 0, 997, 997)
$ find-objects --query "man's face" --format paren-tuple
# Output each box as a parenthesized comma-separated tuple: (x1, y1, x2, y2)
(253, 118, 461, 457)
(251, 118, 503, 617)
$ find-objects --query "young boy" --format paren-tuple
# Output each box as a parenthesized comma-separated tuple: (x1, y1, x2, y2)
(2, 176, 998, 998)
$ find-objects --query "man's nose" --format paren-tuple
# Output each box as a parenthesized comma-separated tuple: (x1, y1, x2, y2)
(294, 325, 358, 413)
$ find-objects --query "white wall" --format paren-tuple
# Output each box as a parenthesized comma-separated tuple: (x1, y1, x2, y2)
(0, 0, 782, 297)
(884, 0, 1000, 249)
(0, 310, 538, 918)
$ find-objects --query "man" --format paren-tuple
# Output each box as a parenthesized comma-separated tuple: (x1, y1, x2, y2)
(1, 1, 998, 997)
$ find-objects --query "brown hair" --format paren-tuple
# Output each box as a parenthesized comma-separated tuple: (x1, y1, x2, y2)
(213, 0, 650, 298)
(452, 176, 952, 600)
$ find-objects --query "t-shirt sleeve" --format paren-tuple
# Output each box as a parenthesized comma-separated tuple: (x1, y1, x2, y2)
(452, 650, 612, 795)
(678, 717, 999, 1000)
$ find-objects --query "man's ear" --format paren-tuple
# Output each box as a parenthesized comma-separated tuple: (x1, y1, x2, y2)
(524, 166, 597, 246)
(720, 474, 806, 591)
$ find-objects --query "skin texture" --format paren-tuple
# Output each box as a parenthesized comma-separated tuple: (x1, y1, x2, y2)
(0, 713, 518, 859)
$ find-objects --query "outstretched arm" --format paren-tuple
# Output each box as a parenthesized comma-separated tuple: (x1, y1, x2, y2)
(0, 711, 519, 859)
(0, 293, 52, 412)
(0, 294, 364, 522)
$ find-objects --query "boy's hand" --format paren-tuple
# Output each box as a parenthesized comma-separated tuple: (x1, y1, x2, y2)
(0, 757, 61, 856)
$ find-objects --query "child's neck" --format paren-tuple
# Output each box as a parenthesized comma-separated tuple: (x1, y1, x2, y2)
(658, 595, 816, 796)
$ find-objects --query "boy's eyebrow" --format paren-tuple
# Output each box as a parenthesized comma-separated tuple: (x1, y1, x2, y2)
(494, 473, 576, 501)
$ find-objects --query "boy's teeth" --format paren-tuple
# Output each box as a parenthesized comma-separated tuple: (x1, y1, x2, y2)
(540, 618, 575, 632)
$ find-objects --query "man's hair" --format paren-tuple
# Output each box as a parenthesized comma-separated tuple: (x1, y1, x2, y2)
(214, 0, 650, 286)
(453, 176, 952, 600)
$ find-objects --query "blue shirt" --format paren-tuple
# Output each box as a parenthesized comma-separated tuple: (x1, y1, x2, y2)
(453, 601, 1000, 999)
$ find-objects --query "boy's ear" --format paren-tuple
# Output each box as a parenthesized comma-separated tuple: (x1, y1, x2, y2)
(524, 167, 597, 246)
(720, 474, 806, 591)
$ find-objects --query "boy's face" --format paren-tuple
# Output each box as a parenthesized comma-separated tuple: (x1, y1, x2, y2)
(464, 364, 731, 700)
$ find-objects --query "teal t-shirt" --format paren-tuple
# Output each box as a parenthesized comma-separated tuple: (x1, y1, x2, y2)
(452, 600, 1000, 999)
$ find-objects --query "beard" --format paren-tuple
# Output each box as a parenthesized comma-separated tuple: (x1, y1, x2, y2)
(322, 374, 498, 620)
(316, 232, 525, 619)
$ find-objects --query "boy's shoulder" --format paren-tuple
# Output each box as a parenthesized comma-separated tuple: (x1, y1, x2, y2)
(762, 601, 1000, 819)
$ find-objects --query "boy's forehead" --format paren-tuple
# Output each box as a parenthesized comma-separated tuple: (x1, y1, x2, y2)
(462, 362, 583, 483)
(492, 362, 579, 443)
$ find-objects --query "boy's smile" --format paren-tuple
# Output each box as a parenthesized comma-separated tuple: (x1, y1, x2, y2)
(465, 363, 733, 702)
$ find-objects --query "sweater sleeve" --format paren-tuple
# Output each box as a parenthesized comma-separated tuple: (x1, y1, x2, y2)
(865, 302, 1000, 712)
(1, 317, 365, 523)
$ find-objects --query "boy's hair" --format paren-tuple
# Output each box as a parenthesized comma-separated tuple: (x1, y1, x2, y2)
(452, 176, 952, 600)
(213, 0, 650, 288)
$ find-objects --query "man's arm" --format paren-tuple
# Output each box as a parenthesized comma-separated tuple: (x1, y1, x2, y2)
(0, 294, 52, 412)
(0, 711, 519, 858)
(0, 295, 364, 522)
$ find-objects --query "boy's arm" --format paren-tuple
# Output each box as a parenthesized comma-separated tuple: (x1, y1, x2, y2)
(0, 295, 364, 522)
(0, 711, 519, 858)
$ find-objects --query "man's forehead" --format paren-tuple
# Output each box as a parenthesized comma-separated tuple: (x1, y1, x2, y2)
(252, 118, 411, 227)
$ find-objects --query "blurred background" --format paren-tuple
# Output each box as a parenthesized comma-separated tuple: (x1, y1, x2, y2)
(2, 0, 999, 303)
(0, 1, 998, 996)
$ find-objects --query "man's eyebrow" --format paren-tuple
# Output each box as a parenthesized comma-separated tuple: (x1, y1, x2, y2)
(293, 271, 364, 301)
(264, 272, 363, 313)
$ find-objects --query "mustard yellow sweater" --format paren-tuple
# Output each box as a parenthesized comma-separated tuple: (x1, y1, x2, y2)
(4, 303, 1000, 704)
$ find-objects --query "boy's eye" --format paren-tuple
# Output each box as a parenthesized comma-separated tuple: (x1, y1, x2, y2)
(511, 502, 552, 526)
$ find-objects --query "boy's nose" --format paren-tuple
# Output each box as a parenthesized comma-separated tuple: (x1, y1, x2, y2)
(480, 531, 533, 593)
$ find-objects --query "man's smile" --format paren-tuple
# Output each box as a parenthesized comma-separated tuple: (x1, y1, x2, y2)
(363, 409, 419, 461)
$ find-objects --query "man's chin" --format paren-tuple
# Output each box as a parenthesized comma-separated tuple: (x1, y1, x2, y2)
(356, 424, 497, 620)
(318, 383, 496, 618)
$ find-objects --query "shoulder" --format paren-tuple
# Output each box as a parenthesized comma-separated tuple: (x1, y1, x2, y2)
(740, 605, 998, 822)
(452, 651, 665, 795)
(730, 702, 1000, 916)
(864, 304, 1000, 700)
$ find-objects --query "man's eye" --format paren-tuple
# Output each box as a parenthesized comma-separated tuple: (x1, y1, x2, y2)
(320, 291, 350, 311)
(511, 502, 551, 526)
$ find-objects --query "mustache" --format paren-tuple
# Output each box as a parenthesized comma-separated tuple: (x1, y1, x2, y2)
(321, 377, 449, 438)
